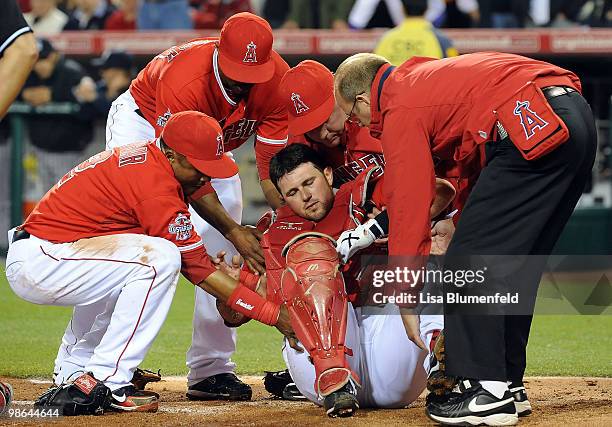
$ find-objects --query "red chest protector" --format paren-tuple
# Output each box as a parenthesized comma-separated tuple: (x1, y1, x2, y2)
(261, 166, 381, 305)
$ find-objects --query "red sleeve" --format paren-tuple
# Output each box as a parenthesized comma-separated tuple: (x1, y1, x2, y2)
(189, 181, 216, 201)
(154, 80, 199, 136)
(254, 141, 284, 180)
(382, 109, 434, 257)
(254, 100, 287, 180)
(133, 196, 216, 284)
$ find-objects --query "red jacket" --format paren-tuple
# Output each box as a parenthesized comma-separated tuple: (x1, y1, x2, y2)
(371, 52, 581, 256)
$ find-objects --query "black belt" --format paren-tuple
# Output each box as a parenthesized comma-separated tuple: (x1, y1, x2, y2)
(134, 109, 145, 119)
(542, 85, 576, 99)
(12, 229, 30, 243)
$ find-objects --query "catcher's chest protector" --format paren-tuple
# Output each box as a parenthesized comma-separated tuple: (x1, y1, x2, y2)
(281, 234, 360, 397)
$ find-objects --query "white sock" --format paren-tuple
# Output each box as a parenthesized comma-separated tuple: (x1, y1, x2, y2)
(480, 380, 509, 399)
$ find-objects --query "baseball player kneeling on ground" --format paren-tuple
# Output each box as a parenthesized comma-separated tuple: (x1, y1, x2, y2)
(215, 144, 448, 417)
(5, 111, 293, 415)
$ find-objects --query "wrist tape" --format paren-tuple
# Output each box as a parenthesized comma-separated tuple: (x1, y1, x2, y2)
(228, 285, 279, 326)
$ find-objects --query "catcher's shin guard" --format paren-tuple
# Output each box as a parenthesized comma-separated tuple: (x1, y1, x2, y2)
(281, 233, 360, 397)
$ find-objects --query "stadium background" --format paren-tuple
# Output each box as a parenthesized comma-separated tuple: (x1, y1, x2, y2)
(2, 27, 612, 254)
(0, 3, 611, 424)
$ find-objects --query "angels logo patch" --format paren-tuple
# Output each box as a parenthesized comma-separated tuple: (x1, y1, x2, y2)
(216, 133, 224, 156)
(156, 109, 171, 127)
(291, 93, 309, 115)
(168, 213, 193, 241)
(513, 100, 548, 139)
(243, 41, 257, 63)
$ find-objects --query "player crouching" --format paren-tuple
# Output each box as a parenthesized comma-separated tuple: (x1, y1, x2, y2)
(5, 111, 294, 415)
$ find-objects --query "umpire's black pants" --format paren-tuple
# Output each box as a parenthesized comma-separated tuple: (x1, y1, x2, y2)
(444, 90, 597, 382)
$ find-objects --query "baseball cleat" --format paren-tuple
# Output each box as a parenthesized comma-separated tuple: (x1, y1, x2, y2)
(509, 381, 532, 417)
(426, 379, 518, 426)
(263, 369, 307, 401)
(110, 386, 159, 413)
(427, 330, 458, 396)
(186, 373, 252, 401)
(323, 382, 359, 418)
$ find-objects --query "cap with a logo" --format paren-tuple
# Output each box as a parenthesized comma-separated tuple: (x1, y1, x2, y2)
(279, 60, 334, 136)
(218, 12, 274, 84)
(161, 111, 238, 179)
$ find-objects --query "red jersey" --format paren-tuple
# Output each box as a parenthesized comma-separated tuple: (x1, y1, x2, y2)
(370, 52, 581, 256)
(260, 167, 383, 305)
(130, 38, 289, 180)
(290, 122, 385, 186)
(23, 142, 216, 285)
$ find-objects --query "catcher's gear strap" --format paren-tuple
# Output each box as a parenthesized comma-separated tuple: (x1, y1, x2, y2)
(228, 285, 280, 326)
(350, 165, 383, 208)
(281, 233, 359, 396)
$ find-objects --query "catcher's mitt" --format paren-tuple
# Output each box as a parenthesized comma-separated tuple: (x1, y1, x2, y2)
(426, 330, 458, 396)
(131, 368, 161, 391)
(34, 373, 111, 416)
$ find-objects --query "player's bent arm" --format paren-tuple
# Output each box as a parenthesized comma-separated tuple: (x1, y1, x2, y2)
(260, 178, 284, 210)
(431, 177, 456, 218)
(199, 270, 293, 336)
(0, 32, 38, 119)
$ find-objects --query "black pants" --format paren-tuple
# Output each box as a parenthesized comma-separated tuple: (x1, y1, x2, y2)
(444, 90, 598, 381)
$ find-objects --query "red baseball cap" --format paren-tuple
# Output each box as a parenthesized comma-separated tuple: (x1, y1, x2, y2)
(279, 60, 335, 136)
(218, 12, 275, 84)
(161, 111, 238, 179)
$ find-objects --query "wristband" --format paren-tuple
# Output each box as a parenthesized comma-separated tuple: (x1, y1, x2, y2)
(239, 269, 260, 291)
(228, 285, 280, 326)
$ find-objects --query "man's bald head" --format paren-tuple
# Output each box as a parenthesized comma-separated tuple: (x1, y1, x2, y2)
(334, 53, 389, 104)
(333, 53, 388, 126)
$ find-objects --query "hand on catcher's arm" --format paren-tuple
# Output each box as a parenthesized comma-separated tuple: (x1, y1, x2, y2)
(400, 307, 427, 351)
(225, 225, 266, 275)
(190, 191, 266, 274)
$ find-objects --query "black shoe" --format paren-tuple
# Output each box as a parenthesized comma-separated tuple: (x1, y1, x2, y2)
(263, 370, 307, 401)
(323, 382, 359, 418)
(426, 379, 518, 426)
(186, 373, 252, 401)
(509, 381, 532, 417)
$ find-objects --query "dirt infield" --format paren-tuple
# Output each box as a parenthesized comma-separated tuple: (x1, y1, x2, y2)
(1, 376, 610, 426)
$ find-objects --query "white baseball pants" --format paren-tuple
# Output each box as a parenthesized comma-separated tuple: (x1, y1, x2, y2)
(102, 89, 242, 383)
(283, 306, 443, 408)
(6, 231, 181, 391)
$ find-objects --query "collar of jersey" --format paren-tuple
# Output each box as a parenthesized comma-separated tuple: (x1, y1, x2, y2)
(213, 48, 237, 108)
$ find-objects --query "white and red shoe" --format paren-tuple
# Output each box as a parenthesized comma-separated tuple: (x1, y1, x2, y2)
(110, 386, 159, 413)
